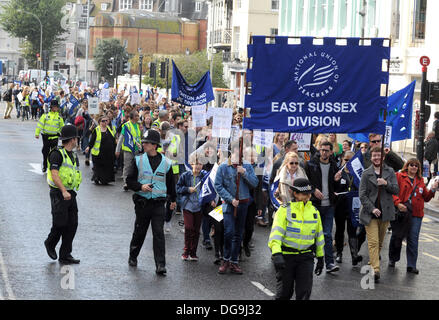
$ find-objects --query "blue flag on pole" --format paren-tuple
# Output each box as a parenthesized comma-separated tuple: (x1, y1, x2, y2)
(346, 150, 365, 189)
(243, 36, 390, 134)
(68, 95, 80, 116)
(269, 179, 280, 211)
(171, 60, 214, 106)
(199, 163, 218, 205)
(123, 126, 135, 153)
(349, 81, 416, 142)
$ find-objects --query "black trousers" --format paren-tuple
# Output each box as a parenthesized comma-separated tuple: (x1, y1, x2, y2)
(42, 135, 58, 170)
(243, 201, 257, 247)
(46, 189, 78, 259)
(275, 253, 314, 300)
(129, 197, 166, 268)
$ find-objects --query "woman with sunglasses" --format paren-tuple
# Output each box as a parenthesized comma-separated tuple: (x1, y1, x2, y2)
(86, 115, 116, 185)
(274, 152, 308, 205)
(389, 159, 438, 274)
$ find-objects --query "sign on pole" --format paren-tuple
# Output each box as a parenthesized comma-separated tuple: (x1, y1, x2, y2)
(211, 107, 233, 138)
(88, 97, 99, 115)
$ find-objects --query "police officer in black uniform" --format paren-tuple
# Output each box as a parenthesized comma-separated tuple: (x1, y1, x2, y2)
(44, 124, 82, 264)
(126, 129, 177, 276)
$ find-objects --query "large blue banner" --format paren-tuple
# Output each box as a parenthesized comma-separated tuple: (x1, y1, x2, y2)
(171, 60, 214, 106)
(243, 36, 390, 134)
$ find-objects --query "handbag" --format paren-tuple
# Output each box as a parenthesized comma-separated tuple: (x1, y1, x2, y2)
(395, 182, 418, 220)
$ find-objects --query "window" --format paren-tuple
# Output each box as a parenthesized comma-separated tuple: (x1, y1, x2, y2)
(391, 0, 400, 40)
(271, 0, 279, 11)
(317, 0, 327, 31)
(101, 3, 108, 11)
(123, 39, 128, 48)
(414, 0, 427, 40)
(270, 28, 278, 44)
(195, 1, 202, 12)
(82, 4, 89, 15)
(140, 0, 153, 11)
(119, 0, 133, 10)
(339, 0, 348, 30)
(308, 0, 316, 32)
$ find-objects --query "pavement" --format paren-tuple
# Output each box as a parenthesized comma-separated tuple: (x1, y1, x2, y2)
(0, 103, 439, 301)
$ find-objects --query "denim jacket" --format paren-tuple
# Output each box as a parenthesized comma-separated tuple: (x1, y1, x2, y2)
(214, 161, 259, 214)
(176, 170, 208, 212)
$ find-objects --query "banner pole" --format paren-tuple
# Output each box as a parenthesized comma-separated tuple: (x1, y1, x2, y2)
(377, 38, 392, 210)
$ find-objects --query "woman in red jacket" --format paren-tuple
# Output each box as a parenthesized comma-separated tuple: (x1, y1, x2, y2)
(389, 158, 438, 274)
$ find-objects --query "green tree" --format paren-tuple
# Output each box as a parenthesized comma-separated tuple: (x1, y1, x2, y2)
(142, 50, 228, 89)
(93, 38, 128, 86)
(0, 0, 68, 68)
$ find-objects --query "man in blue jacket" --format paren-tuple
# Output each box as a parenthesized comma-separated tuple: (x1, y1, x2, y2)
(214, 142, 259, 275)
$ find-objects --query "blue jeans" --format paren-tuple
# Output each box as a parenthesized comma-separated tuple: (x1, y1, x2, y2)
(223, 203, 249, 264)
(407, 216, 423, 269)
(317, 206, 335, 267)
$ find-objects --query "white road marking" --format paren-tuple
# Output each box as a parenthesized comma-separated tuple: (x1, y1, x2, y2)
(251, 281, 275, 297)
(0, 248, 16, 300)
(28, 163, 45, 175)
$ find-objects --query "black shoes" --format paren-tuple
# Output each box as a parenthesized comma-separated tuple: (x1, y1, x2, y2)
(352, 255, 363, 266)
(123, 184, 129, 191)
(388, 260, 396, 268)
(44, 240, 57, 260)
(203, 240, 213, 250)
(374, 272, 380, 283)
(407, 267, 419, 274)
(85, 159, 90, 166)
(59, 255, 80, 264)
(128, 257, 137, 267)
(156, 265, 167, 276)
(244, 246, 251, 257)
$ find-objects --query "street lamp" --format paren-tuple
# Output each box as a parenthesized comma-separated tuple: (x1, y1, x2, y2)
(18, 10, 42, 81)
(138, 47, 143, 95)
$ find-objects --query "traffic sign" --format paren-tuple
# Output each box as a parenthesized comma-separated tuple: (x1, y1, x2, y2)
(420, 56, 430, 67)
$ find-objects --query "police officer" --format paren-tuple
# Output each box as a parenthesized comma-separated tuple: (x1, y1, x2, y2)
(35, 99, 65, 172)
(44, 125, 82, 264)
(126, 129, 177, 276)
(268, 178, 325, 300)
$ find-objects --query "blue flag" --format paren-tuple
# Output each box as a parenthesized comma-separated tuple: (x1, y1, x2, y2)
(44, 93, 55, 103)
(123, 126, 135, 153)
(346, 191, 361, 228)
(199, 163, 218, 205)
(346, 150, 365, 189)
(349, 81, 416, 142)
(68, 95, 80, 116)
(269, 179, 280, 211)
(243, 36, 390, 134)
(171, 60, 214, 106)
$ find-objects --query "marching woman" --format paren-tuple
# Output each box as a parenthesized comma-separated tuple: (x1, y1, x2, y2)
(86, 115, 116, 185)
(389, 158, 438, 274)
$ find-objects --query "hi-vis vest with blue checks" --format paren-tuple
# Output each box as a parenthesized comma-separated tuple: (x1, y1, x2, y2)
(91, 126, 115, 156)
(135, 153, 171, 199)
(268, 201, 324, 257)
(47, 148, 82, 191)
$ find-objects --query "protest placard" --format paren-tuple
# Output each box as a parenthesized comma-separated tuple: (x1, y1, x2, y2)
(88, 97, 99, 115)
(253, 130, 275, 147)
(211, 107, 233, 138)
(191, 105, 207, 128)
(290, 133, 313, 152)
(100, 88, 110, 102)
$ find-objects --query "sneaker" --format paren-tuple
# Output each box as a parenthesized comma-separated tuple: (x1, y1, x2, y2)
(165, 221, 171, 233)
(218, 261, 230, 274)
(189, 255, 199, 261)
(123, 184, 128, 191)
(181, 253, 189, 261)
(203, 240, 213, 250)
(230, 263, 243, 275)
(326, 263, 340, 273)
(256, 219, 268, 227)
(175, 211, 182, 215)
(156, 265, 167, 276)
(374, 271, 380, 283)
(335, 253, 342, 263)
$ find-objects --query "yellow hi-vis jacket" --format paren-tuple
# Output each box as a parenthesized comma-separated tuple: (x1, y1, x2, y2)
(47, 148, 82, 191)
(35, 111, 64, 139)
(268, 201, 324, 257)
(167, 134, 181, 174)
(91, 126, 115, 156)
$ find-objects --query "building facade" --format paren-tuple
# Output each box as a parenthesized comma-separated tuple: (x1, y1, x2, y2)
(0, 0, 24, 79)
